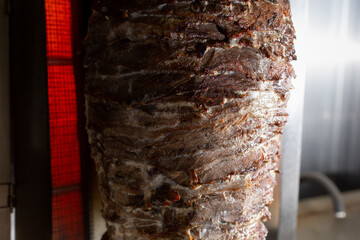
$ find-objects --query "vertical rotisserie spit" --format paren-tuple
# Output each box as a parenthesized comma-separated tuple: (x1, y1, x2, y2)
(85, 0, 296, 239)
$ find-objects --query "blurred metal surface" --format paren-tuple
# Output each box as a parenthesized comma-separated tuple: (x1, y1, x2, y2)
(277, 0, 360, 238)
(0, 0, 11, 239)
(300, 0, 360, 182)
(276, 0, 308, 239)
(10, 0, 53, 239)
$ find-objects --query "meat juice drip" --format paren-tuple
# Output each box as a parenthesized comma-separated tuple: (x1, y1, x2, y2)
(85, 0, 296, 239)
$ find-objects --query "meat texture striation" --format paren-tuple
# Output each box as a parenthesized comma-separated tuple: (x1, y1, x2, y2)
(85, 0, 296, 239)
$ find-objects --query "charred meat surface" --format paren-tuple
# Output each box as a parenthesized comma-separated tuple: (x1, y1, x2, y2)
(85, 0, 296, 239)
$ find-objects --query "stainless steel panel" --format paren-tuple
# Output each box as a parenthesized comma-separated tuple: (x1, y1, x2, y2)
(10, 0, 52, 238)
(301, 0, 360, 176)
(0, 0, 10, 184)
(0, 0, 11, 239)
(277, 0, 308, 239)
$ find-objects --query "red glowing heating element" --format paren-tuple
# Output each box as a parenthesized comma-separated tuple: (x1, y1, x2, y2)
(45, 0, 84, 239)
